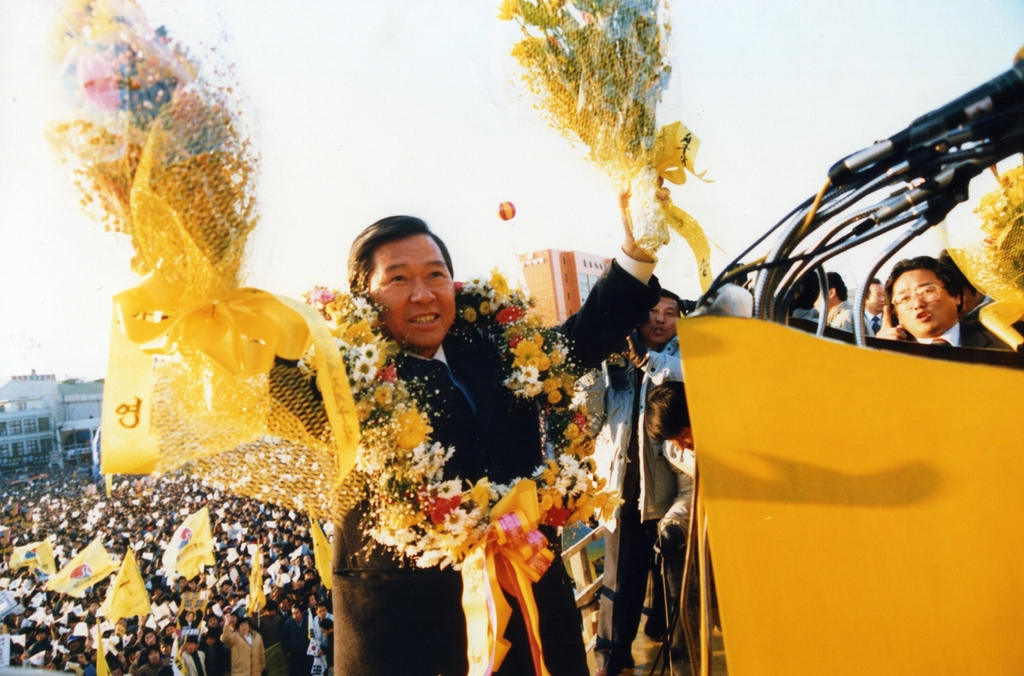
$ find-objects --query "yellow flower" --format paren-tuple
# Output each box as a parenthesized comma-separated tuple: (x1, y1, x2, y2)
(497, 0, 519, 21)
(549, 349, 565, 366)
(479, 301, 492, 316)
(463, 307, 478, 322)
(396, 410, 433, 450)
(564, 422, 580, 440)
(542, 376, 562, 393)
(512, 337, 551, 372)
(374, 384, 394, 407)
(547, 390, 562, 404)
(344, 320, 375, 345)
(538, 491, 554, 512)
(355, 400, 373, 421)
(540, 459, 559, 486)
(490, 268, 511, 301)
(467, 477, 492, 508)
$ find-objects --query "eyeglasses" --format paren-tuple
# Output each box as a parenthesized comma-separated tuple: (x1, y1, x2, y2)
(891, 283, 944, 309)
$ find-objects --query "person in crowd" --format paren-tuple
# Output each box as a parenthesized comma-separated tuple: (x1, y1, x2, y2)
(644, 380, 699, 662)
(221, 615, 265, 676)
(201, 628, 231, 676)
(280, 605, 312, 676)
(181, 635, 207, 676)
(864, 278, 886, 336)
(819, 271, 855, 331)
(939, 250, 989, 318)
(138, 646, 166, 676)
(587, 289, 687, 676)
(311, 195, 662, 675)
(317, 618, 334, 676)
(876, 256, 1009, 348)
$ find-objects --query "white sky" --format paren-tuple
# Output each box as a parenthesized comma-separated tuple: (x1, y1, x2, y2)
(1, 0, 1022, 381)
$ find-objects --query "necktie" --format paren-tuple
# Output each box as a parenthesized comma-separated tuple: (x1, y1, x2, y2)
(871, 315, 881, 333)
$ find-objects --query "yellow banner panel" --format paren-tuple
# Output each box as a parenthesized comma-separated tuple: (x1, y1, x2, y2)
(677, 316, 1024, 676)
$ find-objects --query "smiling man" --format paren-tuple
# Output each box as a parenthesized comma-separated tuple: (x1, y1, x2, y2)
(876, 256, 1006, 349)
(332, 208, 664, 676)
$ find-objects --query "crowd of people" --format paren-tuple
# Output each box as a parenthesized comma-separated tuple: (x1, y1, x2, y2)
(0, 470, 334, 676)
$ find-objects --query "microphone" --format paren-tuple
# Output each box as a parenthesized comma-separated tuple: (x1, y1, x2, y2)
(829, 56, 1024, 183)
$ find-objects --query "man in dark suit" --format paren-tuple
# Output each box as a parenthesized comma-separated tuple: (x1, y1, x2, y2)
(330, 203, 662, 675)
(876, 255, 1009, 349)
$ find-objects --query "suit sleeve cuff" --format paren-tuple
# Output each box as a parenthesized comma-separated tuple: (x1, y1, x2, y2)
(615, 251, 656, 284)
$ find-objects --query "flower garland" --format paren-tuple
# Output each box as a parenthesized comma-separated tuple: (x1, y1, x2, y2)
(303, 269, 618, 569)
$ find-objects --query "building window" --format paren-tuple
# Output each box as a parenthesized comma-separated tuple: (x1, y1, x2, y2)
(11, 441, 23, 457)
(23, 419, 36, 433)
(0, 444, 7, 458)
(0, 422, 5, 436)
(40, 438, 53, 454)
(15, 402, 26, 411)
(9, 421, 21, 435)
(26, 439, 39, 454)
(37, 418, 49, 432)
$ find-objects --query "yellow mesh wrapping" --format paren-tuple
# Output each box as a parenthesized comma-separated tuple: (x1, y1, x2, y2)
(51, 0, 361, 521)
(946, 164, 1024, 303)
(944, 162, 1024, 348)
(500, 0, 713, 287)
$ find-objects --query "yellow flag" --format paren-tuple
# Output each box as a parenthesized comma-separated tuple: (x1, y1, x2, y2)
(99, 548, 151, 622)
(247, 545, 266, 616)
(46, 537, 118, 598)
(309, 516, 332, 591)
(163, 506, 216, 581)
(11, 539, 57, 576)
(96, 625, 111, 676)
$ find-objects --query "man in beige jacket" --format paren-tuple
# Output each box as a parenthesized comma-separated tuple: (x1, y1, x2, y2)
(222, 615, 266, 676)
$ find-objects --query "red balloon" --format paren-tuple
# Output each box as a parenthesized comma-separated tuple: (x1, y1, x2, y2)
(498, 202, 516, 221)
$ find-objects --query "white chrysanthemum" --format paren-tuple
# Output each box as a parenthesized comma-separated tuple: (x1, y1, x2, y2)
(436, 480, 462, 499)
(520, 365, 540, 383)
(443, 508, 470, 533)
(351, 354, 378, 383)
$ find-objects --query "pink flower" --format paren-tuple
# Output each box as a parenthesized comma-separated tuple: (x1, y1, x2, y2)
(77, 54, 122, 111)
(308, 287, 337, 305)
(572, 413, 588, 428)
(508, 334, 524, 349)
(495, 306, 525, 325)
(453, 281, 465, 292)
(377, 363, 397, 383)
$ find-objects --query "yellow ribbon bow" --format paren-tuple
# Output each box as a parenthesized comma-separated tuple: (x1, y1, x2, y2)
(101, 130, 359, 483)
(463, 479, 556, 676)
(653, 121, 715, 292)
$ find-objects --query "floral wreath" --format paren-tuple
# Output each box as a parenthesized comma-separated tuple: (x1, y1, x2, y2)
(303, 269, 618, 569)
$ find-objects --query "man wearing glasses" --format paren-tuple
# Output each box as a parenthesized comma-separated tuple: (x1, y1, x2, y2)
(876, 256, 1006, 349)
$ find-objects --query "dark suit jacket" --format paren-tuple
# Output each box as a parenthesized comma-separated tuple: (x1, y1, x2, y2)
(305, 260, 660, 676)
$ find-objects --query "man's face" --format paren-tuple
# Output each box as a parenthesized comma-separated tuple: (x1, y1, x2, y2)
(892, 269, 961, 340)
(866, 283, 886, 316)
(185, 642, 197, 654)
(148, 651, 161, 665)
(237, 622, 250, 637)
(291, 608, 303, 623)
(206, 617, 219, 629)
(368, 234, 456, 358)
(316, 606, 327, 620)
(637, 297, 680, 350)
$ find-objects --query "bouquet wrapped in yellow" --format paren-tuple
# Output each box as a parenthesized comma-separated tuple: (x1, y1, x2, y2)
(501, 0, 713, 288)
(50, 0, 360, 521)
(944, 163, 1024, 349)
